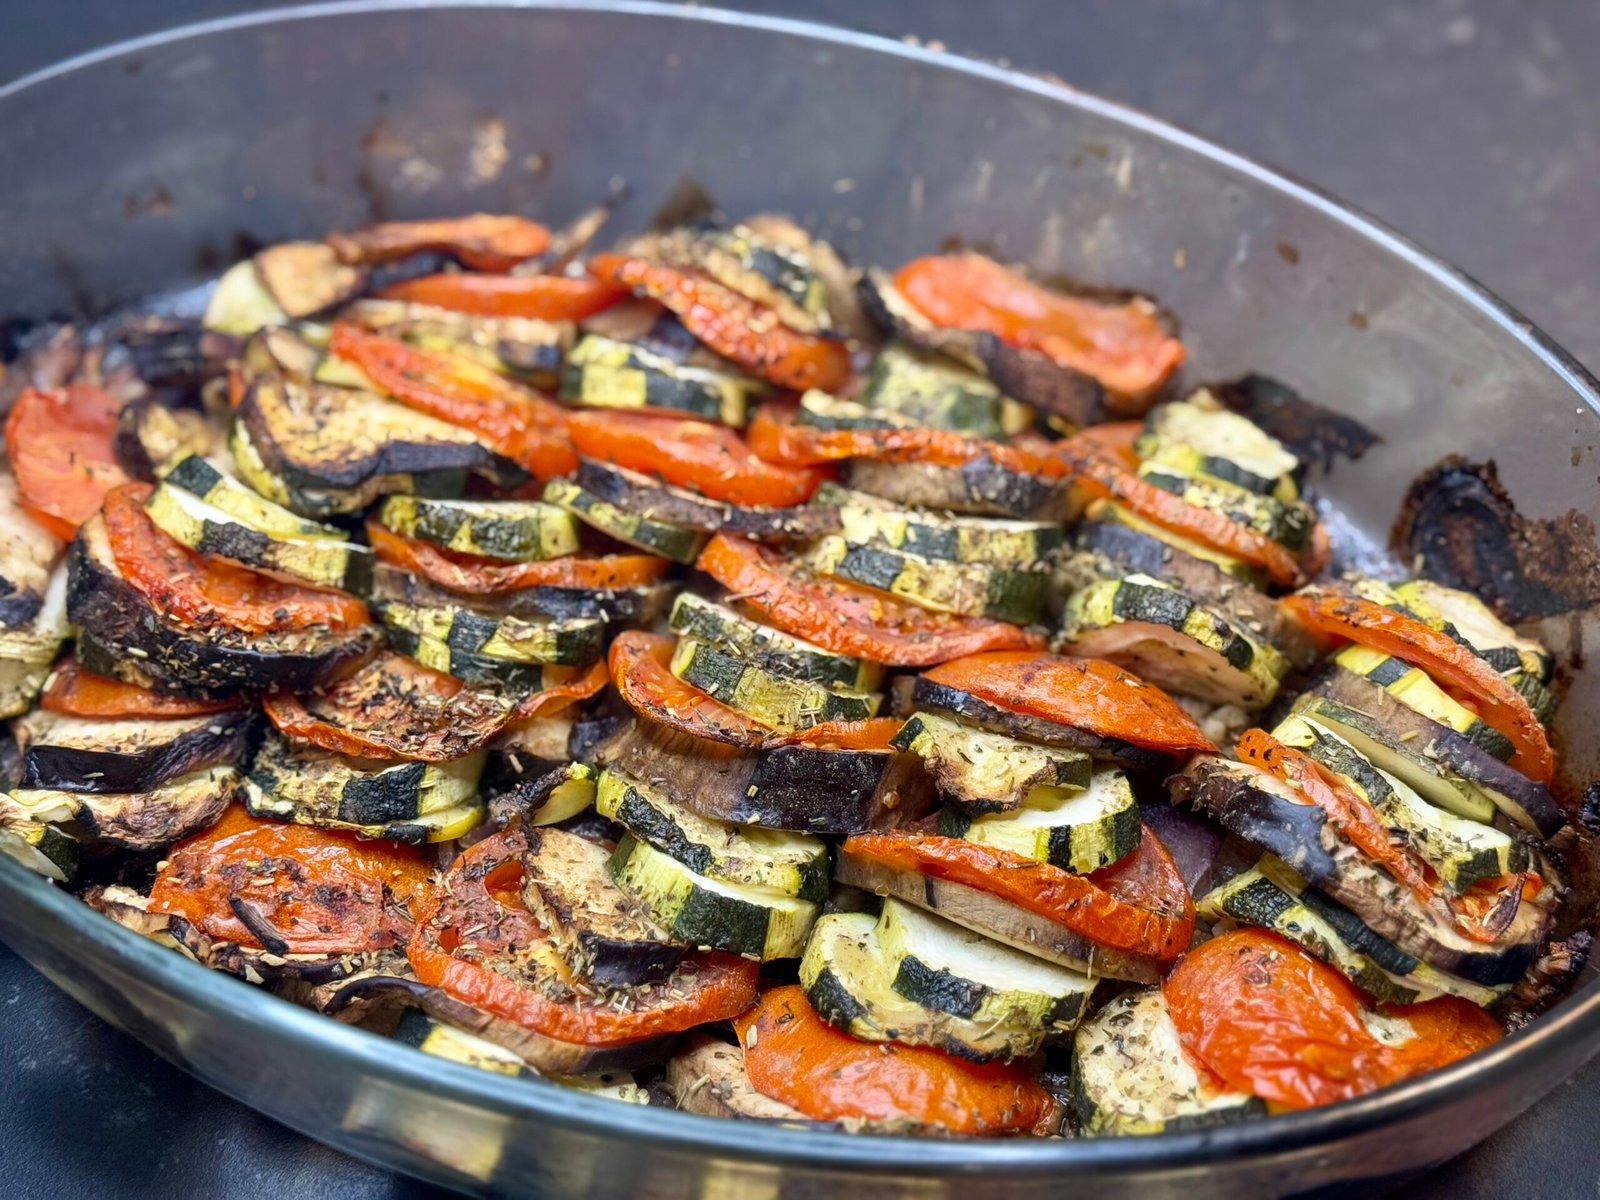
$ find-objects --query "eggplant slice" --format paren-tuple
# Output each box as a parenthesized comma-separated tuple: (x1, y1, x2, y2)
(0, 471, 65, 628)
(842, 457, 1067, 521)
(14, 765, 239, 853)
(573, 457, 839, 542)
(666, 1036, 813, 1122)
(369, 561, 678, 628)
(14, 707, 256, 794)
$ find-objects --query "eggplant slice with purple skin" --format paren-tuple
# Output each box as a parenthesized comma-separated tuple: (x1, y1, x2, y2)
(368, 560, 679, 628)
(12, 765, 240, 854)
(14, 707, 256, 794)
(842, 457, 1069, 521)
(573, 457, 840, 542)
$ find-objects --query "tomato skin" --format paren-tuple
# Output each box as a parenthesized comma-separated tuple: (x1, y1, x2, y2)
(1164, 929, 1501, 1111)
(327, 214, 552, 272)
(735, 986, 1061, 1136)
(41, 657, 240, 718)
(587, 254, 851, 392)
(366, 519, 668, 593)
(695, 534, 1044, 667)
(567, 409, 828, 507)
(102, 483, 369, 634)
(894, 254, 1185, 400)
(5, 385, 129, 539)
(149, 805, 432, 955)
(375, 273, 626, 320)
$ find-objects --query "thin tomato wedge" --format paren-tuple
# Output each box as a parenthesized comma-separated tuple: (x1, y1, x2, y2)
(41, 657, 240, 719)
(4, 385, 129, 539)
(587, 254, 851, 392)
(1164, 929, 1501, 1111)
(408, 831, 758, 1046)
(924, 651, 1216, 755)
(893, 253, 1185, 400)
(1058, 442, 1307, 588)
(696, 534, 1044, 668)
(511, 658, 610, 721)
(1280, 588, 1553, 786)
(567, 410, 828, 507)
(329, 323, 577, 479)
(327, 214, 552, 272)
(747, 401, 1065, 478)
(366, 519, 668, 594)
(734, 986, 1061, 1135)
(608, 630, 899, 751)
(840, 830, 1195, 961)
(103, 484, 368, 634)
(149, 805, 433, 956)
(376, 272, 626, 320)
(262, 651, 512, 761)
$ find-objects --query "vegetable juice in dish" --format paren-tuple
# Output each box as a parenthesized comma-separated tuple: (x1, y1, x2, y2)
(0, 206, 1569, 1137)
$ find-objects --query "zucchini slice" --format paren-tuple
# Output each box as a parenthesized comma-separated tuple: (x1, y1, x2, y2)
(340, 298, 571, 380)
(842, 457, 1066, 521)
(378, 599, 605, 668)
(858, 342, 1032, 438)
(607, 833, 819, 960)
(1084, 500, 1262, 583)
(243, 732, 485, 843)
(1199, 861, 1509, 1007)
(392, 1008, 532, 1078)
(1392, 578, 1553, 684)
(669, 636, 881, 731)
(1058, 573, 1289, 708)
(1273, 714, 1523, 892)
(891, 711, 1092, 815)
(13, 764, 238, 854)
(940, 766, 1142, 874)
(561, 334, 756, 426)
(1071, 990, 1263, 1135)
(521, 826, 684, 986)
(370, 561, 678, 628)
(542, 478, 706, 565)
(796, 389, 918, 431)
(1135, 394, 1301, 500)
(15, 708, 255, 795)
(1136, 461, 1314, 553)
(596, 766, 831, 902)
(1332, 645, 1514, 761)
(489, 760, 598, 829)
(668, 592, 879, 691)
(144, 481, 373, 593)
(643, 223, 830, 334)
(807, 535, 1048, 625)
(812, 483, 1063, 569)
(384, 624, 557, 691)
(0, 798, 78, 883)
(158, 451, 345, 541)
(202, 259, 289, 335)
(375, 495, 580, 562)
(574, 458, 838, 543)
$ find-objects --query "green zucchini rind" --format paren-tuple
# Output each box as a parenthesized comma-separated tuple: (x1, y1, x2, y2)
(596, 766, 831, 902)
(607, 832, 819, 960)
(542, 478, 707, 564)
(812, 483, 1062, 570)
(1071, 990, 1264, 1136)
(369, 561, 678, 628)
(375, 495, 580, 562)
(339, 298, 571, 381)
(858, 342, 1033, 438)
(668, 592, 880, 691)
(940, 765, 1142, 874)
(1332, 645, 1514, 761)
(1135, 394, 1301, 500)
(891, 711, 1091, 816)
(639, 223, 830, 334)
(158, 451, 343, 540)
(0, 798, 78, 883)
(669, 636, 882, 732)
(560, 334, 757, 426)
(1083, 499, 1262, 583)
(1057, 572, 1289, 708)
(384, 625, 557, 691)
(392, 1008, 533, 1078)
(808, 534, 1048, 625)
(1392, 578, 1553, 684)
(574, 458, 839, 543)
(378, 599, 605, 668)
(1136, 461, 1314, 554)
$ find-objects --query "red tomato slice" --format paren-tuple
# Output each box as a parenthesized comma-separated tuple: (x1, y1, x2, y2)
(41, 657, 240, 719)
(366, 519, 668, 594)
(327, 214, 552, 272)
(375, 273, 627, 320)
(4, 385, 129, 539)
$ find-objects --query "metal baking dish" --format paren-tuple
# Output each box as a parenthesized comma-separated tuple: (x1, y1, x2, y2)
(2, 3, 1598, 1195)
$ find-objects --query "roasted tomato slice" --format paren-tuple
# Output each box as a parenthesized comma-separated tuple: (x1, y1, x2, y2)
(41, 657, 241, 719)
(375, 273, 626, 320)
(366, 519, 668, 594)
(5, 385, 129, 539)
(327, 214, 552, 272)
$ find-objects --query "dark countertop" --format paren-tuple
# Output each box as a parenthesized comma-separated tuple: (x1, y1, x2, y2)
(2, 2, 1598, 1197)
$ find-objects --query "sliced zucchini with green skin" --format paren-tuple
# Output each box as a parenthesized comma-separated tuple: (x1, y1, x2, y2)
(203, 260, 288, 335)
(392, 1007, 532, 1077)
(801, 910, 1079, 1062)
(144, 482, 373, 593)
(375, 495, 580, 562)
(1392, 579, 1553, 684)
(940, 766, 1142, 874)
(487, 759, 597, 829)
(812, 483, 1062, 569)
(1135, 394, 1301, 500)
(808, 535, 1047, 625)
(607, 833, 818, 960)
(1199, 861, 1509, 1007)
(159, 452, 345, 540)
(891, 711, 1091, 816)
(1273, 714, 1523, 892)
(857, 343, 1032, 438)
(1333, 645, 1514, 761)
(1136, 461, 1314, 553)
(596, 766, 831, 902)
(643, 223, 830, 334)
(669, 636, 882, 731)
(796, 390, 917, 431)
(385, 624, 555, 691)
(340, 298, 571, 380)
(244, 732, 485, 842)
(542, 478, 706, 564)
(0, 796, 78, 883)
(561, 334, 755, 426)
(1071, 990, 1264, 1136)
(378, 600, 605, 667)
(1058, 573, 1289, 708)
(1086, 500, 1263, 583)
(667, 592, 879, 691)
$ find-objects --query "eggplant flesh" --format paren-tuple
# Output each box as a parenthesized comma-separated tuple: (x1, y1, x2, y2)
(0, 472, 63, 628)
(15, 765, 239, 853)
(573, 457, 838, 542)
(113, 398, 226, 482)
(667, 1036, 813, 1122)
(843, 458, 1066, 521)
(15, 708, 256, 794)
(369, 561, 677, 626)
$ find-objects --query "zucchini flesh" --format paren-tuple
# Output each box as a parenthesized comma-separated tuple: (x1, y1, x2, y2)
(0, 796, 79, 883)
(891, 711, 1091, 815)
(669, 636, 882, 731)
(807, 534, 1048, 625)
(1136, 394, 1300, 500)
(595, 766, 830, 901)
(857, 343, 1032, 438)
(607, 833, 818, 960)
(375, 494, 580, 562)
(1071, 990, 1263, 1135)
(1136, 462, 1314, 553)
(542, 478, 706, 564)
(667, 592, 879, 691)
(393, 1008, 531, 1077)
(812, 483, 1062, 569)
(1087, 500, 1262, 583)
(384, 624, 556, 690)
(1392, 578, 1553, 684)
(378, 599, 605, 667)
(159, 451, 345, 540)
(940, 766, 1142, 874)
(203, 259, 288, 335)
(1333, 645, 1514, 761)
(796, 389, 917, 431)
(561, 334, 755, 426)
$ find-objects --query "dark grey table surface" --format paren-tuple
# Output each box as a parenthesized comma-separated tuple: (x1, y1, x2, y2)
(2, 2, 1598, 1197)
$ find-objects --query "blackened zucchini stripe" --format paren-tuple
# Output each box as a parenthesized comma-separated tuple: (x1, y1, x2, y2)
(668, 592, 879, 691)
(812, 483, 1061, 569)
(808, 535, 1047, 625)
(669, 636, 881, 731)
(542, 478, 706, 564)
(377, 599, 605, 667)
(375, 494, 580, 562)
